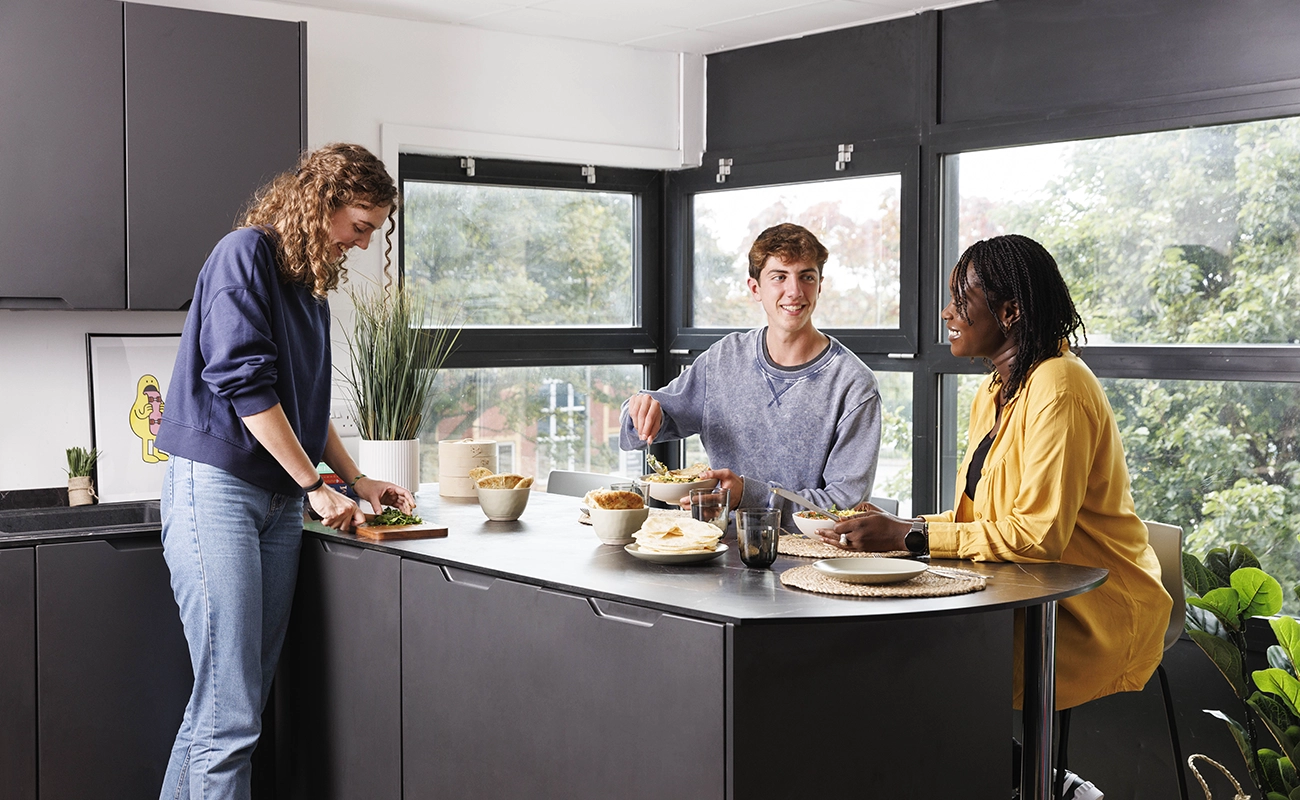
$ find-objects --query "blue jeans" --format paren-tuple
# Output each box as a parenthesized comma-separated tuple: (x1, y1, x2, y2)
(159, 456, 303, 800)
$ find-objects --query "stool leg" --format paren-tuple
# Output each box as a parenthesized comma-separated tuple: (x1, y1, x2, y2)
(1157, 663, 1190, 800)
(1054, 708, 1071, 799)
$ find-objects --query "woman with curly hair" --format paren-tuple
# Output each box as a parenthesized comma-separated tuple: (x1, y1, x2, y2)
(154, 143, 414, 799)
(820, 234, 1170, 796)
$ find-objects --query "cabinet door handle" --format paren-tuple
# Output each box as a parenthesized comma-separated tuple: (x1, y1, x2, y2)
(588, 597, 661, 627)
(441, 566, 495, 590)
(107, 535, 163, 552)
(320, 540, 363, 559)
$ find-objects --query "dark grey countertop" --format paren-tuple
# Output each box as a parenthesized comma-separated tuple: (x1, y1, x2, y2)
(0, 501, 162, 548)
(306, 490, 1107, 625)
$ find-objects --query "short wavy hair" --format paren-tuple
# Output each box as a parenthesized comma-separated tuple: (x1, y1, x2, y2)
(747, 223, 829, 281)
(239, 143, 399, 299)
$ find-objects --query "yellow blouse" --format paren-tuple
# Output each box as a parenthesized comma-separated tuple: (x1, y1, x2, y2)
(926, 349, 1171, 710)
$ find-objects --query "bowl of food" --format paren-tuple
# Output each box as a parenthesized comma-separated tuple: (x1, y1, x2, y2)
(470, 468, 534, 521)
(583, 488, 649, 545)
(791, 508, 857, 538)
(636, 460, 717, 505)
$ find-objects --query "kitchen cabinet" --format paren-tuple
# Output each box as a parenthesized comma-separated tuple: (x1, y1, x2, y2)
(35, 536, 191, 800)
(0, 0, 125, 309)
(0, 0, 303, 310)
(0, 547, 36, 800)
(400, 560, 727, 800)
(284, 538, 402, 800)
(125, 4, 304, 310)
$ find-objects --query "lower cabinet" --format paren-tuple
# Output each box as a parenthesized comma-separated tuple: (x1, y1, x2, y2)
(0, 547, 36, 800)
(284, 538, 402, 800)
(35, 536, 191, 800)
(401, 560, 727, 800)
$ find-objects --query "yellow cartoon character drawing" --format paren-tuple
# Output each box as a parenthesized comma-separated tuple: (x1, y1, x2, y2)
(130, 374, 169, 463)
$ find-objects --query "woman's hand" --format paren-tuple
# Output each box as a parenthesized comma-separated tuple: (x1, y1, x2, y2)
(354, 476, 416, 517)
(628, 394, 663, 445)
(307, 485, 364, 531)
(815, 509, 912, 552)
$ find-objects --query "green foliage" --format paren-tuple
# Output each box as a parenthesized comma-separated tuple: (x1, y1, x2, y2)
(64, 446, 100, 478)
(342, 283, 460, 441)
(1185, 543, 1300, 796)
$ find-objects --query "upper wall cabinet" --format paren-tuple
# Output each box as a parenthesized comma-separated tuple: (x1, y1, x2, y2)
(125, 4, 303, 311)
(704, 16, 924, 156)
(0, 0, 126, 309)
(0, 1, 303, 310)
(940, 0, 1300, 128)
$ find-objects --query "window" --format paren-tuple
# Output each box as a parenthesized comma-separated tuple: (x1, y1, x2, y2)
(692, 174, 902, 329)
(400, 155, 661, 486)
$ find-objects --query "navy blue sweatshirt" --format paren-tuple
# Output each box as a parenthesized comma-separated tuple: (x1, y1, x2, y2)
(156, 227, 331, 496)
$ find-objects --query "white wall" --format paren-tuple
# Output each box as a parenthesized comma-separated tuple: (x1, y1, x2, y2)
(0, 0, 702, 491)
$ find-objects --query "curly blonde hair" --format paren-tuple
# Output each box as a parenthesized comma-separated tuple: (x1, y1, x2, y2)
(239, 143, 399, 299)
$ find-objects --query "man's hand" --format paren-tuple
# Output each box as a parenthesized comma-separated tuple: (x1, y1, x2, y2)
(628, 394, 663, 445)
(355, 476, 416, 517)
(697, 468, 743, 509)
(307, 485, 364, 531)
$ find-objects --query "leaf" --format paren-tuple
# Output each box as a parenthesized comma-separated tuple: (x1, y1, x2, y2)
(1272, 645, 1299, 677)
(1262, 748, 1284, 794)
(1207, 708, 1258, 779)
(1228, 543, 1263, 572)
(1252, 691, 1300, 749)
(1192, 629, 1248, 697)
(1290, 786, 1300, 800)
(1234, 567, 1284, 618)
(1206, 547, 1235, 586)
(1189, 587, 1245, 629)
(1256, 669, 1300, 717)
(1187, 604, 1229, 638)
(1282, 756, 1298, 791)
(1184, 551, 1225, 596)
(1275, 618, 1300, 673)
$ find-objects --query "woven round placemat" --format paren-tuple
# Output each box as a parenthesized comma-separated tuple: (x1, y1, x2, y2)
(780, 564, 986, 597)
(778, 534, 909, 560)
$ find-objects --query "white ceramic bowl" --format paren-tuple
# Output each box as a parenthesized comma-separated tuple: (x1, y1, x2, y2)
(791, 511, 837, 538)
(476, 486, 531, 521)
(588, 506, 650, 545)
(636, 476, 719, 506)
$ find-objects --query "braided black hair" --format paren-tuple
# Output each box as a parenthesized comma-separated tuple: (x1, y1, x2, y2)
(951, 234, 1085, 401)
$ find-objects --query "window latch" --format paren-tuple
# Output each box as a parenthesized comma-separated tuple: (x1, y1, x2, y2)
(460, 157, 475, 177)
(582, 165, 596, 184)
(835, 144, 853, 171)
(716, 158, 732, 184)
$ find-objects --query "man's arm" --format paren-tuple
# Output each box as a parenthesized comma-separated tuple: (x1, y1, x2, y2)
(618, 356, 710, 451)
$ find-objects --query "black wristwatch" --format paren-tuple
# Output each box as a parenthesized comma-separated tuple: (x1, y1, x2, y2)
(905, 518, 930, 559)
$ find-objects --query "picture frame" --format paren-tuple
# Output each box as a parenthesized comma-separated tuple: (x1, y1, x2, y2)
(87, 333, 182, 503)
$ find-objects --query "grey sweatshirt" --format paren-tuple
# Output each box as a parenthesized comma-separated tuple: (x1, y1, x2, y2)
(620, 328, 881, 522)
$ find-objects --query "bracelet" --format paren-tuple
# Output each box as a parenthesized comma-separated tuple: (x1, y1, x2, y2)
(303, 476, 324, 493)
(348, 474, 366, 487)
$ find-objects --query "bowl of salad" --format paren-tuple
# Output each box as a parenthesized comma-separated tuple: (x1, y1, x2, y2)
(636, 456, 717, 505)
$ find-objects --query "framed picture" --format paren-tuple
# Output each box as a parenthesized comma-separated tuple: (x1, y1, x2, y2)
(87, 334, 182, 503)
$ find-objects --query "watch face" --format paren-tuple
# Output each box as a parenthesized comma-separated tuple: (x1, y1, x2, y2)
(905, 528, 928, 554)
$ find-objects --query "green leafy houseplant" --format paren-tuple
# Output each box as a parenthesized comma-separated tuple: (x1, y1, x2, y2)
(341, 282, 459, 441)
(64, 446, 101, 478)
(1184, 543, 1300, 799)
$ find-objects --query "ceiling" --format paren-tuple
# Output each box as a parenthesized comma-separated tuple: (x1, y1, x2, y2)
(262, 0, 983, 54)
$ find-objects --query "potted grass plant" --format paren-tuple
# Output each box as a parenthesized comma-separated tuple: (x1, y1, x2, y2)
(64, 446, 101, 506)
(341, 281, 459, 494)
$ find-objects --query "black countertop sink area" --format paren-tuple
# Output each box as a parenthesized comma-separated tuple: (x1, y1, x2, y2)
(0, 501, 162, 544)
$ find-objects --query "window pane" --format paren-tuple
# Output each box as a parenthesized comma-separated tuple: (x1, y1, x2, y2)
(403, 181, 635, 327)
(693, 175, 902, 329)
(419, 365, 643, 490)
(951, 117, 1300, 344)
(1104, 378, 1300, 613)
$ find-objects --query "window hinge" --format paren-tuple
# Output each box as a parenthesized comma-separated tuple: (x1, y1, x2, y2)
(460, 157, 475, 177)
(581, 165, 596, 184)
(887, 352, 915, 359)
(716, 158, 732, 184)
(632, 348, 657, 354)
(835, 144, 853, 171)
(669, 348, 690, 355)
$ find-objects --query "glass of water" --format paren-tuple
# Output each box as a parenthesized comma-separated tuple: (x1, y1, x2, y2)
(689, 486, 730, 532)
(737, 507, 781, 568)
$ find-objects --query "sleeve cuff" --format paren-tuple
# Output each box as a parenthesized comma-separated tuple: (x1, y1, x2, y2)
(230, 386, 281, 418)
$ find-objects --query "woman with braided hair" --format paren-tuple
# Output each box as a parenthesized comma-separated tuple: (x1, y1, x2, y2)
(822, 234, 1170, 712)
(154, 143, 415, 799)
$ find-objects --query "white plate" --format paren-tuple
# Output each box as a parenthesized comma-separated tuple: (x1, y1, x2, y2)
(812, 557, 927, 584)
(624, 542, 727, 564)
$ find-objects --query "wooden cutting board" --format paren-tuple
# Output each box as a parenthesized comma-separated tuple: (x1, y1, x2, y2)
(354, 521, 449, 541)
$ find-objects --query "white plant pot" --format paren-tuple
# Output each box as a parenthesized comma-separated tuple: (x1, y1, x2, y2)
(358, 438, 421, 496)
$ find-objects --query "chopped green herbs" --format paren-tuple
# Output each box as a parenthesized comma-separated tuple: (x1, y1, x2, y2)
(371, 507, 423, 526)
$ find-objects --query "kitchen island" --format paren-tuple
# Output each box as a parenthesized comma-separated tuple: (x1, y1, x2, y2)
(284, 489, 1104, 800)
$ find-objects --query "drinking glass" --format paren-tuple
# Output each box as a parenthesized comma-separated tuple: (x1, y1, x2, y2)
(737, 508, 781, 568)
(689, 487, 730, 532)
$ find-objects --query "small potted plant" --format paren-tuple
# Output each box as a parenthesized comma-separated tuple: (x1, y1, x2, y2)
(64, 446, 101, 506)
(340, 281, 459, 494)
